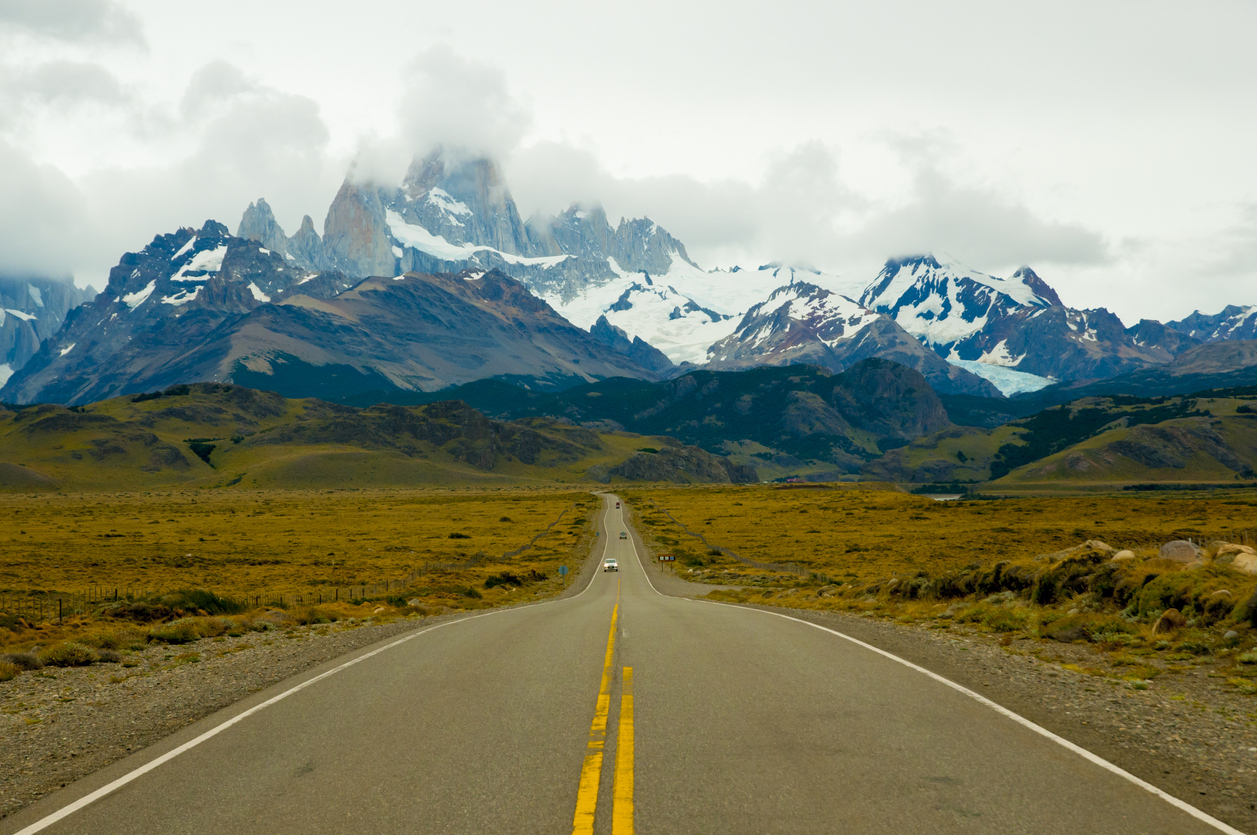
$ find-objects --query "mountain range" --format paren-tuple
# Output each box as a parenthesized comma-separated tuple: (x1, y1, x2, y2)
(3, 150, 1257, 422)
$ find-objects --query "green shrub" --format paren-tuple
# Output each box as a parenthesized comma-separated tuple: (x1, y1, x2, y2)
(982, 607, 1031, 633)
(160, 589, 244, 616)
(1042, 614, 1139, 644)
(1238, 649, 1257, 664)
(291, 607, 338, 625)
(97, 649, 122, 663)
(40, 642, 97, 667)
(148, 619, 201, 644)
(1132, 569, 1240, 624)
(0, 661, 19, 681)
(1, 652, 43, 671)
(485, 572, 523, 589)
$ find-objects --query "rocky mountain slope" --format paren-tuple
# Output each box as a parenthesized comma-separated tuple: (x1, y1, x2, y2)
(1167, 305, 1257, 343)
(0, 221, 360, 405)
(704, 282, 999, 396)
(0, 235, 663, 405)
(860, 255, 1172, 387)
(0, 277, 95, 386)
(0, 383, 751, 490)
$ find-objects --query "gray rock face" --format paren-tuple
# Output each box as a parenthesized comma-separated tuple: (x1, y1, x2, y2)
(705, 282, 1001, 397)
(286, 215, 331, 271)
(1127, 319, 1201, 357)
(589, 315, 674, 375)
(322, 180, 396, 278)
(0, 278, 95, 384)
(236, 198, 289, 258)
(312, 151, 697, 303)
(398, 155, 536, 256)
(1167, 305, 1257, 343)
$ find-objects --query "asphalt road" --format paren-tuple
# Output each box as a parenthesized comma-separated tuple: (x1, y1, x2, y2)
(3, 494, 1241, 834)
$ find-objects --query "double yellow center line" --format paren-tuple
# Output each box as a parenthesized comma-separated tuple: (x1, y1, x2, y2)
(572, 582, 634, 834)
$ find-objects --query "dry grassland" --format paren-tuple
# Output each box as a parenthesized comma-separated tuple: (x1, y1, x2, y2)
(625, 484, 1257, 700)
(0, 488, 598, 655)
(626, 484, 1257, 584)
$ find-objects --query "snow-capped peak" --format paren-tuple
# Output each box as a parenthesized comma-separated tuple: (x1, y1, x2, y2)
(859, 254, 1058, 351)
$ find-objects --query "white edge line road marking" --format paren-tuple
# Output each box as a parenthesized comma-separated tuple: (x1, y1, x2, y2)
(614, 496, 1246, 835)
(14, 498, 617, 835)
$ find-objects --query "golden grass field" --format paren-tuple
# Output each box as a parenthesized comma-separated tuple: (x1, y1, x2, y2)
(624, 485, 1257, 694)
(625, 484, 1257, 584)
(0, 488, 600, 652)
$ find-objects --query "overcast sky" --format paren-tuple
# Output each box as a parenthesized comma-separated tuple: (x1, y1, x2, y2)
(0, 0, 1254, 323)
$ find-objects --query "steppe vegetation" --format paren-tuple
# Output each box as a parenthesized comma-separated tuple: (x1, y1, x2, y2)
(626, 485, 1257, 698)
(0, 488, 598, 675)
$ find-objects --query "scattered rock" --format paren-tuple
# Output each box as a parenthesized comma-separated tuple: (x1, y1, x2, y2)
(1160, 540, 1202, 563)
(1210, 589, 1233, 599)
(1215, 543, 1256, 565)
(406, 598, 423, 606)
(1224, 630, 1240, 641)
(1111, 550, 1137, 562)
(1153, 608, 1187, 634)
(372, 606, 385, 614)
(1231, 554, 1257, 576)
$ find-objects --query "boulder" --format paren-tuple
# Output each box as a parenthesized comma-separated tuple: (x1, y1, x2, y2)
(1152, 608, 1187, 634)
(1038, 540, 1115, 564)
(1215, 542, 1257, 565)
(1110, 550, 1137, 562)
(1160, 540, 1202, 563)
(1231, 553, 1257, 576)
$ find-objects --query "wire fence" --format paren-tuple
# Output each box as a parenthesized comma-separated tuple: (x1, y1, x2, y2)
(0, 502, 583, 625)
(644, 499, 817, 579)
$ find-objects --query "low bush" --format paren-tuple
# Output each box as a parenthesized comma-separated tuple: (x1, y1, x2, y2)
(0, 661, 19, 681)
(40, 642, 97, 667)
(1, 651, 43, 671)
(159, 589, 244, 616)
(99, 601, 172, 623)
(290, 607, 338, 625)
(1042, 614, 1139, 644)
(485, 572, 523, 589)
(148, 618, 201, 644)
(97, 649, 122, 663)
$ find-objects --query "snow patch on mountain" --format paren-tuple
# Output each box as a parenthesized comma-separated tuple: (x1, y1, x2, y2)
(162, 287, 201, 307)
(545, 261, 868, 365)
(974, 339, 1025, 367)
(248, 283, 271, 302)
(0, 363, 11, 387)
(386, 210, 571, 269)
(172, 246, 227, 282)
(948, 359, 1053, 395)
(122, 280, 156, 310)
(4, 308, 36, 322)
(427, 187, 472, 220)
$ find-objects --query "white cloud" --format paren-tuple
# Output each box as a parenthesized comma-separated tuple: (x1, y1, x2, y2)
(0, 0, 145, 47)
(352, 45, 532, 185)
(0, 139, 89, 278)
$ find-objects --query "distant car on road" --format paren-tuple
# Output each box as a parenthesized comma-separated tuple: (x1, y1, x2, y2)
(619, 531, 627, 539)
(616, 502, 620, 508)
(603, 558, 618, 572)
